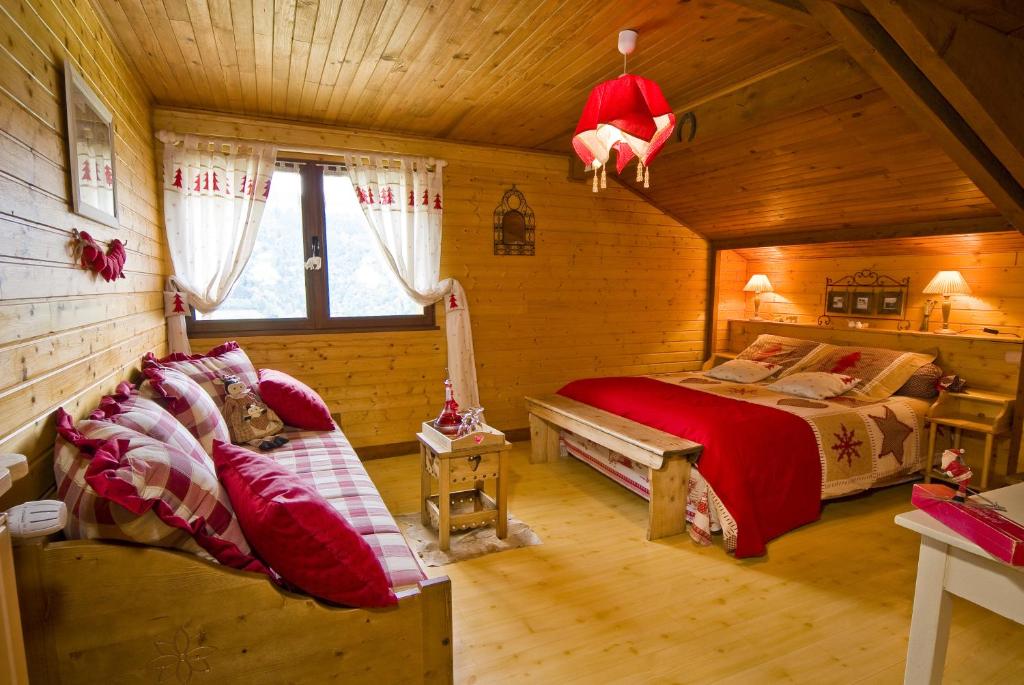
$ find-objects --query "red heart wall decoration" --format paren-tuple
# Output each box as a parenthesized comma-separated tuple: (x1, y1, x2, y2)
(73, 230, 127, 282)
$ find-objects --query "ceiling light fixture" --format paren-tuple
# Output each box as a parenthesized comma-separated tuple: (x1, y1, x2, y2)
(572, 29, 676, 193)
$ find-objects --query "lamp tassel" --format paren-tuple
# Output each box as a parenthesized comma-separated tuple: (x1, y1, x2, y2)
(636, 159, 644, 183)
(600, 164, 607, 189)
(643, 164, 650, 188)
(592, 167, 599, 193)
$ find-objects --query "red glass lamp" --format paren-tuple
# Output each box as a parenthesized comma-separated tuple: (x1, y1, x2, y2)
(572, 30, 676, 192)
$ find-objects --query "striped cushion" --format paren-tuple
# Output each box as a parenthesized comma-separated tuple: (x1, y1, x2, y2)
(141, 367, 230, 453)
(90, 381, 211, 464)
(782, 344, 936, 401)
(735, 334, 822, 371)
(144, 341, 258, 410)
(267, 428, 426, 588)
(53, 409, 264, 574)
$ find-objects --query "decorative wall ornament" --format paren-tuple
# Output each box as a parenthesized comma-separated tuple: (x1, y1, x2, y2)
(493, 185, 535, 256)
(70, 229, 126, 281)
(817, 270, 910, 330)
(64, 62, 119, 228)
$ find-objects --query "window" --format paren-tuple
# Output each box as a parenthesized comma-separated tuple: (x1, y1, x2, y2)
(190, 160, 434, 336)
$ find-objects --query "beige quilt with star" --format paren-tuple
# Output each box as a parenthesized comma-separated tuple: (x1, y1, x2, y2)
(649, 371, 929, 498)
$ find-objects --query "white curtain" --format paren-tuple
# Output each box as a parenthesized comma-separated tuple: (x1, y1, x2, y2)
(158, 132, 277, 353)
(343, 154, 481, 409)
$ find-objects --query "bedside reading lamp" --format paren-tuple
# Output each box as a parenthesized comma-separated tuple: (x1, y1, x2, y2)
(743, 274, 773, 321)
(922, 270, 971, 335)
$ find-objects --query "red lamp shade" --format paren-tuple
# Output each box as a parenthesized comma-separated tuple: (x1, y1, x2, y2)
(572, 74, 676, 189)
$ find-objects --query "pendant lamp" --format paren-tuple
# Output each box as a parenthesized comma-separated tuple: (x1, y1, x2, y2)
(572, 30, 676, 192)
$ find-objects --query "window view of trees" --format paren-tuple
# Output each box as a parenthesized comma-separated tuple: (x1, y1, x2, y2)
(323, 174, 420, 318)
(198, 168, 418, 321)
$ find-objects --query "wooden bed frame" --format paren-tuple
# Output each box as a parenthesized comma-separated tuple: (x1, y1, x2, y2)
(525, 394, 702, 540)
(14, 538, 452, 684)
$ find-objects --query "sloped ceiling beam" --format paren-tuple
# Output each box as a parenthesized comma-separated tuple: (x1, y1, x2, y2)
(860, 0, 1024, 191)
(728, 0, 815, 26)
(710, 216, 1012, 250)
(803, 0, 1024, 231)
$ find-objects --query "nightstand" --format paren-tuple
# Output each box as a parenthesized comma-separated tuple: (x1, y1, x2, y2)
(417, 424, 511, 552)
(924, 389, 1016, 490)
(701, 350, 738, 371)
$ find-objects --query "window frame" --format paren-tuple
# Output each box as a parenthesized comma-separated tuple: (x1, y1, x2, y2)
(187, 158, 436, 338)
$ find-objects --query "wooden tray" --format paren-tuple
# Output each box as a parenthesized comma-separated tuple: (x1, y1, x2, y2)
(420, 421, 506, 452)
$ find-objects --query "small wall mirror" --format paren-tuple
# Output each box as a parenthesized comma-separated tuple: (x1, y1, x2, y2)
(65, 62, 119, 228)
(493, 186, 535, 256)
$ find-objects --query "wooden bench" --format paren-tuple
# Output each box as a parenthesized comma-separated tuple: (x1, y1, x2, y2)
(525, 394, 703, 540)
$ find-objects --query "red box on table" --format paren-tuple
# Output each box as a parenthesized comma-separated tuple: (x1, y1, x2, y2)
(911, 483, 1024, 566)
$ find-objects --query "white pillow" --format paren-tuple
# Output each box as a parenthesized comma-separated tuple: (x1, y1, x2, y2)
(766, 372, 861, 400)
(706, 359, 782, 383)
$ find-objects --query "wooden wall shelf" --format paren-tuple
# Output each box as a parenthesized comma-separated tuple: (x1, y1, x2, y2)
(728, 319, 1024, 346)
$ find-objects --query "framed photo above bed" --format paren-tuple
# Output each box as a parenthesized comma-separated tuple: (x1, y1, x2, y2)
(826, 290, 850, 314)
(818, 271, 909, 329)
(852, 291, 875, 314)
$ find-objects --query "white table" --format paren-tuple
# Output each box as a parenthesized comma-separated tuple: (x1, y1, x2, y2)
(895, 483, 1024, 684)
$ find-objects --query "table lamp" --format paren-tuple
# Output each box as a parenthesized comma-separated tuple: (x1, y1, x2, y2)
(743, 274, 773, 321)
(922, 270, 970, 335)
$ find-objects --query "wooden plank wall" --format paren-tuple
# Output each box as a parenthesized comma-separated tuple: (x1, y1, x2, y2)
(716, 250, 748, 351)
(731, 244, 1024, 337)
(172, 109, 710, 449)
(0, 0, 166, 507)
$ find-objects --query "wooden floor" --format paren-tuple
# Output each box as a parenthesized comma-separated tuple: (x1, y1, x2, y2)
(365, 442, 1024, 684)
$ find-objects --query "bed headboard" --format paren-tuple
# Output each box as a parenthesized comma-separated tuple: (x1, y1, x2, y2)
(726, 320, 1022, 395)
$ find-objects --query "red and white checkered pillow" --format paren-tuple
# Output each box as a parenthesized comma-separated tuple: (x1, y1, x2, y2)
(143, 341, 258, 410)
(90, 382, 211, 464)
(54, 409, 265, 574)
(140, 366, 230, 454)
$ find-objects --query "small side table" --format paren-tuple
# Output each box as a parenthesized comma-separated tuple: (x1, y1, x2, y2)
(418, 426, 511, 552)
(925, 389, 1015, 490)
(895, 483, 1024, 684)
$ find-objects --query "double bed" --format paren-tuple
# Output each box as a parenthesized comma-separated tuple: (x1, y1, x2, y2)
(527, 333, 939, 557)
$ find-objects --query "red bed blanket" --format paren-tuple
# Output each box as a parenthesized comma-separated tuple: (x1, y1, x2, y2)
(557, 376, 822, 557)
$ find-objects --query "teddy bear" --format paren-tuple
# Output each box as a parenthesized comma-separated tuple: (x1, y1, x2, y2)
(215, 373, 288, 451)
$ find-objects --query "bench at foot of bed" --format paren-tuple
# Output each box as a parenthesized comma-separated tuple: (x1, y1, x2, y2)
(525, 394, 703, 541)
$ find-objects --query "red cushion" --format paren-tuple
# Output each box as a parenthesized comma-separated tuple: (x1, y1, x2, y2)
(258, 369, 334, 431)
(212, 441, 397, 608)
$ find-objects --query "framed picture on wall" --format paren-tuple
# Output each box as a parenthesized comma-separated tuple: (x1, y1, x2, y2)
(852, 291, 875, 314)
(826, 290, 850, 314)
(64, 62, 119, 228)
(878, 291, 903, 315)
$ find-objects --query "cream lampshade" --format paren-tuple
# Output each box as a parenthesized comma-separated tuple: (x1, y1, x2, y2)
(922, 270, 971, 335)
(743, 274, 774, 321)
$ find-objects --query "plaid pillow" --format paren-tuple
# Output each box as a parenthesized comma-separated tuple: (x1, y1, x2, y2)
(735, 334, 822, 371)
(783, 344, 936, 401)
(144, 341, 258, 409)
(140, 367, 230, 454)
(53, 409, 265, 574)
(90, 382, 211, 464)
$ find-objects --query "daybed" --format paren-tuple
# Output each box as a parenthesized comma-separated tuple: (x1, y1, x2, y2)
(528, 334, 938, 557)
(14, 346, 453, 684)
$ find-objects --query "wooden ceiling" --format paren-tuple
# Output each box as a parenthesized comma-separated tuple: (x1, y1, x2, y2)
(96, 0, 1016, 243)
